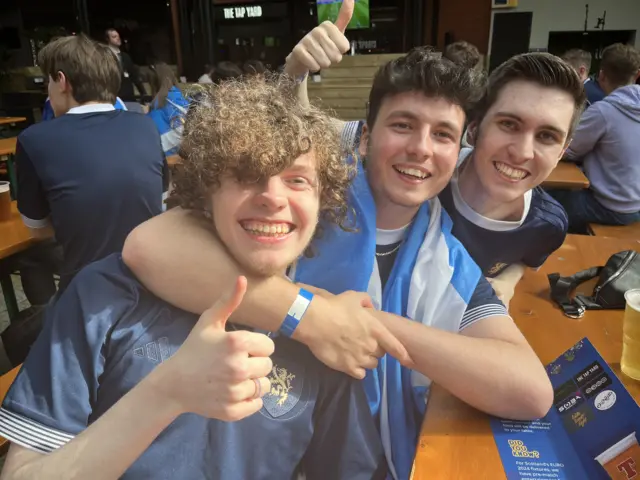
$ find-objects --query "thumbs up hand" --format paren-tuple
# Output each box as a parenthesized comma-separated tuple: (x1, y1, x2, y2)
(284, 0, 354, 78)
(157, 276, 275, 422)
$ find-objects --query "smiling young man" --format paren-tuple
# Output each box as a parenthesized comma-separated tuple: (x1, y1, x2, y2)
(121, 17, 554, 480)
(0, 77, 385, 480)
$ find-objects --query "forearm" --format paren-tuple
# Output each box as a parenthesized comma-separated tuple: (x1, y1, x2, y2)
(122, 208, 319, 333)
(6, 369, 178, 480)
(373, 311, 552, 420)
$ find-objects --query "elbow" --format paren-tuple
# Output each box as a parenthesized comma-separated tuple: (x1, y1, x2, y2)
(518, 374, 554, 421)
(122, 225, 149, 273)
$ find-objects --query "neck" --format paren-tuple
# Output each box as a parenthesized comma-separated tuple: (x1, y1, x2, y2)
(374, 196, 419, 230)
(457, 159, 524, 221)
(110, 44, 120, 53)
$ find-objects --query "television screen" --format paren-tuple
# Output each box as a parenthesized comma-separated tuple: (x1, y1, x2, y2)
(317, 0, 370, 30)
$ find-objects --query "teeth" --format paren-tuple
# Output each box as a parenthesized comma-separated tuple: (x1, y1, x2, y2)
(241, 222, 292, 236)
(395, 166, 428, 179)
(494, 162, 527, 180)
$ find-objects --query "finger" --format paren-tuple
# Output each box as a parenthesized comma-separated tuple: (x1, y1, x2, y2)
(325, 23, 351, 54)
(228, 376, 271, 402)
(362, 356, 378, 370)
(209, 276, 248, 330)
(223, 398, 264, 422)
(372, 345, 385, 358)
(246, 356, 274, 379)
(352, 367, 366, 380)
(292, 45, 321, 73)
(374, 325, 413, 366)
(241, 331, 276, 357)
(316, 30, 345, 64)
(304, 36, 333, 70)
(334, 0, 355, 33)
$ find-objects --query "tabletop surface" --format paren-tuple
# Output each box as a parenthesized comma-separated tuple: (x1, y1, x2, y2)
(0, 117, 26, 126)
(0, 138, 17, 157)
(0, 202, 35, 260)
(412, 234, 640, 480)
(542, 162, 590, 189)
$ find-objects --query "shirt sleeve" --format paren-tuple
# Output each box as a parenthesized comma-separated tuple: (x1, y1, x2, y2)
(565, 106, 606, 160)
(460, 276, 508, 330)
(302, 373, 387, 480)
(0, 260, 130, 454)
(15, 137, 50, 227)
(522, 223, 568, 269)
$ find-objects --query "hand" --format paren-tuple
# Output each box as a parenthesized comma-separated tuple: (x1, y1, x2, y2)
(295, 290, 412, 379)
(284, 0, 353, 78)
(157, 276, 275, 421)
(487, 276, 515, 310)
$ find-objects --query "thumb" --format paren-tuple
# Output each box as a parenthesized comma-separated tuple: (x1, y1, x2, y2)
(334, 0, 355, 33)
(209, 276, 248, 330)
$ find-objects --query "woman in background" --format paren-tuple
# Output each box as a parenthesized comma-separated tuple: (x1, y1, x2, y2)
(147, 63, 189, 155)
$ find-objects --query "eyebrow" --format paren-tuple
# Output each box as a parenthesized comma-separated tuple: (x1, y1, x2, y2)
(494, 111, 568, 137)
(286, 163, 317, 176)
(387, 111, 462, 136)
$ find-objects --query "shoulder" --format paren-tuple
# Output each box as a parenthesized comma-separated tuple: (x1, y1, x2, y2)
(528, 187, 569, 236)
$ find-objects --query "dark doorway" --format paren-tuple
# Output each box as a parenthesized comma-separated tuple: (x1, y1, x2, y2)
(489, 11, 532, 72)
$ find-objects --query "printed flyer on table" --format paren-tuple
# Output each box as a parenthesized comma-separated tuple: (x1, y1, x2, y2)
(491, 338, 640, 480)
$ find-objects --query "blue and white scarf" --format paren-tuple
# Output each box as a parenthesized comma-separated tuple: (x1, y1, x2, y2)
(295, 161, 482, 480)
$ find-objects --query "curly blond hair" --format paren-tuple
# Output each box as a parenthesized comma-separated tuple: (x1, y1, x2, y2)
(171, 74, 354, 239)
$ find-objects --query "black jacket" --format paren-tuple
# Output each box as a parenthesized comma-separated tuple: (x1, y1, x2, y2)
(116, 50, 146, 102)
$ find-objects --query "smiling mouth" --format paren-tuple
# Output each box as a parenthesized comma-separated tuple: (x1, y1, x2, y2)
(393, 165, 431, 181)
(240, 221, 295, 238)
(493, 161, 530, 181)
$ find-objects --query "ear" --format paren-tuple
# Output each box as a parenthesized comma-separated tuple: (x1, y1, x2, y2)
(57, 71, 72, 94)
(579, 66, 587, 77)
(465, 121, 478, 147)
(358, 123, 370, 158)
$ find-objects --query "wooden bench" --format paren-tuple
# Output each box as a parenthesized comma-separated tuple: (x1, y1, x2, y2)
(589, 222, 640, 241)
(0, 365, 21, 454)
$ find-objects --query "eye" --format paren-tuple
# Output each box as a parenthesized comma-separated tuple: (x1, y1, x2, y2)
(434, 131, 455, 141)
(391, 122, 411, 131)
(285, 176, 313, 189)
(499, 120, 517, 131)
(538, 131, 560, 144)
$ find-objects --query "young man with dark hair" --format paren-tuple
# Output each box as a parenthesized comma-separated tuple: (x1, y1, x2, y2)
(443, 40, 482, 70)
(15, 34, 166, 291)
(0, 76, 385, 480)
(561, 48, 604, 107)
(120, 5, 553, 479)
(551, 43, 640, 231)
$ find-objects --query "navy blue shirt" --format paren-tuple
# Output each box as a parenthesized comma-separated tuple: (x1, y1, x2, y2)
(584, 78, 606, 107)
(0, 255, 385, 480)
(439, 183, 568, 277)
(16, 109, 165, 286)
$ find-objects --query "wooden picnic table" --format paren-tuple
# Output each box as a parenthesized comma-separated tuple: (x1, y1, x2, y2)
(0, 202, 37, 322)
(0, 117, 26, 126)
(412, 234, 640, 479)
(542, 162, 590, 190)
(0, 137, 17, 156)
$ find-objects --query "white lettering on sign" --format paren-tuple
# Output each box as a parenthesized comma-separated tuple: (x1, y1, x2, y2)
(223, 5, 262, 19)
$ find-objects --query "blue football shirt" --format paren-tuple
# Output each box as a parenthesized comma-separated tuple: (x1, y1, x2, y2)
(0, 255, 386, 480)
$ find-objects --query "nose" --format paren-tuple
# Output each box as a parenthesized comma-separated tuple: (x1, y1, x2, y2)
(508, 133, 535, 164)
(405, 128, 434, 160)
(253, 177, 287, 211)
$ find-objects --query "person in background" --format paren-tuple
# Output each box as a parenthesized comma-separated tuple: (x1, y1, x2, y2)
(105, 28, 147, 105)
(552, 43, 640, 231)
(561, 48, 602, 107)
(243, 59, 266, 76)
(15, 34, 166, 293)
(0, 75, 386, 480)
(197, 64, 214, 84)
(443, 40, 482, 70)
(212, 61, 243, 83)
(147, 63, 189, 155)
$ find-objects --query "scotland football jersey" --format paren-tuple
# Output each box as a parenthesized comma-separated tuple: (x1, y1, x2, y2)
(0, 254, 386, 480)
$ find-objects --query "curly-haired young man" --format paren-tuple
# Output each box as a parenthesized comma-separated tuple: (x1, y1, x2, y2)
(0, 76, 386, 480)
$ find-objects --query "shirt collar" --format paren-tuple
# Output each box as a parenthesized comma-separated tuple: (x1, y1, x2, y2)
(67, 104, 116, 115)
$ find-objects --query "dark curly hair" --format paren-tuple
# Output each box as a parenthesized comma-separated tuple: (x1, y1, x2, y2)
(172, 74, 354, 244)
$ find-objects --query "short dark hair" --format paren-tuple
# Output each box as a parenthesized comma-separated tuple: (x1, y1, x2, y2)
(38, 34, 121, 104)
(367, 47, 486, 127)
(104, 28, 118, 43)
(600, 43, 640, 87)
(473, 53, 586, 138)
(443, 41, 482, 70)
(561, 49, 592, 72)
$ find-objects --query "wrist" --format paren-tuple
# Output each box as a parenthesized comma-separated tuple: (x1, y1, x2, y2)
(291, 293, 326, 345)
(283, 62, 308, 80)
(143, 362, 187, 420)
